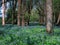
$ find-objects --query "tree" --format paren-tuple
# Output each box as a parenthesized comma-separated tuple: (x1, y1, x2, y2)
(27, 0, 32, 25)
(53, 0, 60, 25)
(17, 0, 21, 26)
(2, 0, 5, 26)
(21, 0, 26, 26)
(12, 0, 17, 24)
(46, 0, 53, 33)
(56, 12, 60, 25)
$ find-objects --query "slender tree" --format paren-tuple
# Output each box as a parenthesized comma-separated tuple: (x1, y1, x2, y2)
(56, 12, 60, 25)
(46, 0, 53, 33)
(21, 0, 26, 26)
(17, 0, 21, 26)
(12, 0, 17, 24)
(2, 0, 5, 26)
(43, 0, 46, 25)
(27, 0, 32, 25)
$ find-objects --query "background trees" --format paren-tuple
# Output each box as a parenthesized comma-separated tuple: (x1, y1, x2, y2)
(0, 0, 60, 32)
(0, 0, 60, 45)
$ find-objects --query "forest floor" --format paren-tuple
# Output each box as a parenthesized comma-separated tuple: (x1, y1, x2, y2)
(0, 24, 60, 45)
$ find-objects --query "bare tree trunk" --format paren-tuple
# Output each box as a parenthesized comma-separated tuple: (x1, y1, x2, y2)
(12, 0, 14, 24)
(22, 14, 25, 26)
(53, 14, 56, 24)
(21, 0, 27, 26)
(12, 13, 14, 24)
(56, 13, 60, 25)
(2, 0, 5, 26)
(17, 0, 21, 26)
(27, 0, 32, 25)
(44, 0, 46, 25)
(12, 0, 17, 24)
(46, 0, 53, 33)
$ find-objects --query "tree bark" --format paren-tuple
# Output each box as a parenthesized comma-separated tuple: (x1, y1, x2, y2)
(22, 14, 25, 26)
(21, 0, 26, 26)
(17, 0, 21, 26)
(44, 0, 46, 25)
(27, 0, 32, 25)
(46, 0, 53, 33)
(12, 0, 17, 24)
(56, 13, 60, 25)
(2, 0, 5, 26)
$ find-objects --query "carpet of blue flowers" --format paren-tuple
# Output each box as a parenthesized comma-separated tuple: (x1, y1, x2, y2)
(0, 25, 60, 45)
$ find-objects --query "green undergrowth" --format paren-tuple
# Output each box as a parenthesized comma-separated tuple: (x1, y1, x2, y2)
(0, 25, 60, 45)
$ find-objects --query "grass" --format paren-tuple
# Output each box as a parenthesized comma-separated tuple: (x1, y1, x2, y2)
(0, 25, 60, 45)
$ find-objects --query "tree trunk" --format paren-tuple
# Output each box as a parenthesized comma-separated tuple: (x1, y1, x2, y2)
(12, 13, 14, 24)
(12, 0, 17, 24)
(44, 0, 46, 25)
(56, 13, 60, 25)
(2, 0, 5, 26)
(27, 0, 32, 25)
(22, 14, 25, 26)
(46, 0, 53, 33)
(21, 0, 26, 26)
(17, 0, 21, 26)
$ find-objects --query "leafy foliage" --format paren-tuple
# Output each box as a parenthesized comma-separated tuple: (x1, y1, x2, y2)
(0, 25, 60, 45)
